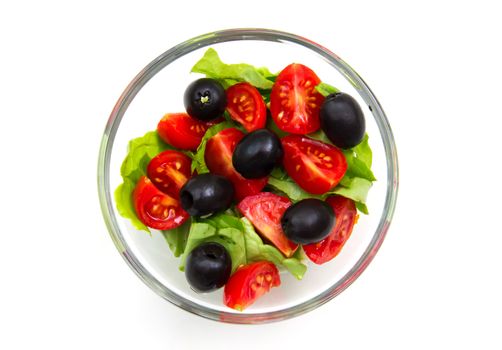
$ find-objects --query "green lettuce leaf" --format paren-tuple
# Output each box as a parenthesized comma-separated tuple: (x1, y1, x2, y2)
(269, 166, 288, 180)
(191, 48, 276, 89)
(185, 213, 308, 279)
(315, 82, 340, 97)
(343, 155, 376, 182)
(114, 178, 147, 231)
(351, 133, 373, 168)
(120, 131, 170, 181)
(307, 129, 332, 144)
(256, 66, 277, 80)
(332, 176, 372, 205)
(342, 134, 376, 181)
(355, 202, 369, 215)
(292, 245, 306, 261)
(114, 131, 172, 232)
(267, 173, 372, 215)
(200, 213, 244, 231)
(241, 218, 307, 280)
(190, 121, 235, 174)
(267, 177, 320, 202)
(161, 220, 191, 257)
(179, 222, 246, 273)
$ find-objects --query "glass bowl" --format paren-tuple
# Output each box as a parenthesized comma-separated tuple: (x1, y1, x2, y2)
(98, 28, 398, 324)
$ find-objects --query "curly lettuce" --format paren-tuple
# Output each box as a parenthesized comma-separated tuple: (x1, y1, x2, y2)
(114, 131, 172, 232)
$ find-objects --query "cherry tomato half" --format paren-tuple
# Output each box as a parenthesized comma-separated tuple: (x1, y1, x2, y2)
(133, 176, 189, 230)
(223, 261, 281, 311)
(205, 128, 268, 201)
(237, 192, 298, 257)
(281, 135, 347, 194)
(226, 82, 267, 132)
(303, 195, 357, 264)
(157, 113, 219, 151)
(270, 63, 324, 134)
(146, 150, 191, 199)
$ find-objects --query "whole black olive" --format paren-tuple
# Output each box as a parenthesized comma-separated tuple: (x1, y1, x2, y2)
(281, 198, 335, 244)
(184, 78, 227, 121)
(320, 92, 365, 149)
(185, 242, 232, 293)
(232, 129, 283, 179)
(180, 174, 234, 216)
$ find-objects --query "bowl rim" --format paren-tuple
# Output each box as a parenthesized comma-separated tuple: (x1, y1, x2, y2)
(97, 28, 399, 324)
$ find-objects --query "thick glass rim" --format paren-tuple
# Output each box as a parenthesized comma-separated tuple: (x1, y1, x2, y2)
(97, 28, 399, 324)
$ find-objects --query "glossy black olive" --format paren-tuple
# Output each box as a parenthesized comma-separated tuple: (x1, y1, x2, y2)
(232, 129, 283, 179)
(281, 198, 335, 244)
(185, 242, 232, 293)
(320, 92, 365, 149)
(184, 78, 227, 121)
(180, 174, 234, 216)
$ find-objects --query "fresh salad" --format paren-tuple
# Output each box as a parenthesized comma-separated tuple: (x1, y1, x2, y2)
(115, 48, 376, 311)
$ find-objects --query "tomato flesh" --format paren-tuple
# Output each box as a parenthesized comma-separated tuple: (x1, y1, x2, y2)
(237, 192, 298, 257)
(281, 135, 347, 194)
(133, 176, 189, 230)
(224, 261, 281, 311)
(226, 82, 267, 132)
(205, 128, 268, 201)
(157, 113, 219, 151)
(303, 195, 357, 264)
(270, 63, 324, 134)
(146, 150, 191, 198)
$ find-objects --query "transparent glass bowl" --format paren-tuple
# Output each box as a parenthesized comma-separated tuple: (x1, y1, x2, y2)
(98, 28, 398, 324)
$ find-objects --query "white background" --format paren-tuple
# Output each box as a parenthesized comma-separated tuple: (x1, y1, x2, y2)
(1, 1, 501, 349)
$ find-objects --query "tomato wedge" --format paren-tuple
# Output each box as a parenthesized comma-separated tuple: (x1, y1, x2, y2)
(146, 150, 191, 198)
(224, 261, 281, 311)
(303, 195, 357, 264)
(281, 135, 347, 194)
(157, 113, 219, 151)
(226, 82, 266, 132)
(270, 63, 324, 134)
(237, 192, 298, 257)
(205, 128, 268, 201)
(133, 176, 189, 230)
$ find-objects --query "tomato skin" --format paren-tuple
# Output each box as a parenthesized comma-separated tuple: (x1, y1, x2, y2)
(237, 192, 298, 257)
(303, 195, 357, 264)
(146, 150, 191, 198)
(281, 135, 347, 194)
(223, 261, 281, 311)
(270, 63, 324, 134)
(133, 176, 189, 230)
(226, 83, 267, 132)
(157, 113, 219, 151)
(205, 128, 268, 201)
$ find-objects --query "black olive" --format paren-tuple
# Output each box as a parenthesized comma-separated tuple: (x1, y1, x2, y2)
(320, 92, 365, 149)
(185, 242, 232, 293)
(281, 199, 335, 244)
(232, 129, 283, 179)
(180, 174, 234, 216)
(184, 78, 227, 121)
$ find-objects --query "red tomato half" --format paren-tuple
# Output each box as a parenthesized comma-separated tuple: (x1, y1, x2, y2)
(270, 63, 324, 134)
(146, 150, 191, 199)
(281, 135, 347, 194)
(226, 82, 266, 132)
(157, 113, 219, 151)
(204, 128, 268, 201)
(133, 176, 189, 230)
(237, 192, 298, 257)
(224, 261, 281, 311)
(303, 195, 357, 264)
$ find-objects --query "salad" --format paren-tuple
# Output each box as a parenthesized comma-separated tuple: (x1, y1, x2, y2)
(114, 48, 376, 311)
